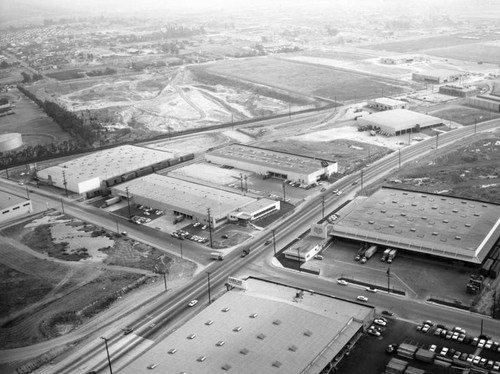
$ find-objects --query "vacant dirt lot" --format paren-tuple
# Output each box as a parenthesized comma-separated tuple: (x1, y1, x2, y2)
(0, 212, 196, 349)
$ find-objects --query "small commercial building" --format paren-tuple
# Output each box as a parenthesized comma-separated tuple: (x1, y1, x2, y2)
(36, 145, 174, 195)
(329, 187, 500, 264)
(357, 109, 443, 136)
(412, 69, 466, 84)
(0, 190, 32, 223)
(120, 276, 375, 374)
(111, 174, 279, 228)
(283, 224, 333, 262)
(206, 144, 337, 186)
(367, 97, 409, 111)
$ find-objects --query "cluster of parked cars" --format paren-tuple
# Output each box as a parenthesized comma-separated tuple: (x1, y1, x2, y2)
(368, 316, 388, 336)
(193, 222, 207, 230)
(420, 320, 500, 370)
(171, 230, 208, 243)
(137, 205, 163, 216)
(131, 215, 151, 224)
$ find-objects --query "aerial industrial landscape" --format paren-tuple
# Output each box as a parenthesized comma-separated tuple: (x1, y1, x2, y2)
(0, 0, 500, 373)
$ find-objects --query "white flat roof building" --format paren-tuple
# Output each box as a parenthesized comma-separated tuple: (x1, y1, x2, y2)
(367, 97, 409, 111)
(206, 144, 337, 186)
(358, 109, 442, 136)
(0, 190, 32, 223)
(112, 174, 279, 228)
(37, 145, 174, 194)
(120, 277, 375, 374)
(412, 69, 466, 84)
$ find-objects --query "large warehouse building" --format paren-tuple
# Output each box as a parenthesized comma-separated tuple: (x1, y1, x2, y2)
(36, 145, 174, 195)
(412, 69, 466, 84)
(329, 187, 500, 264)
(0, 191, 32, 223)
(111, 174, 280, 228)
(357, 109, 443, 136)
(205, 144, 337, 186)
(120, 277, 375, 374)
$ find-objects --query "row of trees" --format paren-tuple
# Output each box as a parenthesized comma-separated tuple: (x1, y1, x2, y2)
(21, 72, 44, 83)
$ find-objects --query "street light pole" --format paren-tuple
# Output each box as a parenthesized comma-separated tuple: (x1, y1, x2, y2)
(398, 149, 401, 169)
(163, 272, 167, 291)
(387, 267, 391, 294)
(360, 170, 364, 190)
(272, 230, 276, 256)
(61, 197, 65, 214)
(282, 181, 286, 202)
(207, 208, 213, 248)
(180, 242, 183, 259)
(206, 272, 211, 303)
(62, 170, 68, 197)
(321, 196, 325, 218)
(100, 337, 113, 374)
(125, 187, 131, 219)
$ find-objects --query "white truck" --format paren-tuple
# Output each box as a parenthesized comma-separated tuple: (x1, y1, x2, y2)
(361, 245, 378, 264)
(387, 249, 398, 263)
(210, 251, 224, 261)
(381, 248, 391, 262)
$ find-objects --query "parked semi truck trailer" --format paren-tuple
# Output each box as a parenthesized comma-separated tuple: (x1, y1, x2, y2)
(361, 245, 378, 264)
(387, 249, 398, 263)
(381, 248, 391, 262)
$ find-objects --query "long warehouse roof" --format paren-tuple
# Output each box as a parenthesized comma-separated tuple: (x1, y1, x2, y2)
(329, 187, 500, 264)
(207, 144, 335, 174)
(120, 277, 374, 374)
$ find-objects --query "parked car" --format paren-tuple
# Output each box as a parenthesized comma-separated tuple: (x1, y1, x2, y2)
(356, 296, 368, 302)
(374, 319, 387, 326)
(473, 356, 481, 365)
(434, 328, 442, 336)
(440, 347, 449, 356)
(337, 279, 348, 286)
(188, 299, 198, 307)
(382, 310, 394, 317)
(467, 354, 475, 363)
(422, 324, 431, 333)
(429, 344, 437, 352)
(314, 255, 324, 260)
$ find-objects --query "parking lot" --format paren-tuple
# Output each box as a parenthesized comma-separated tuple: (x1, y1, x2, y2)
(311, 238, 477, 305)
(336, 316, 500, 374)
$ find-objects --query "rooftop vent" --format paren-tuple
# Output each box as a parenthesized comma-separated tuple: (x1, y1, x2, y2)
(273, 319, 282, 325)
(233, 326, 242, 332)
(401, 213, 406, 216)
(465, 223, 471, 227)
(288, 345, 298, 352)
(368, 220, 375, 224)
(222, 364, 232, 371)
(197, 356, 206, 362)
(389, 224, 395, 228)
(410, 228, 416, 232)
(272, 361, 282, 368)
(411, 203, 417, 206)
(432, 232, 438, 236)
(304, 330, 313, 337)
(257, 333, 266, 340)
(443, 220, 449, 223)
(455, 236, 462, 240)
(381, 210, 387, 213)
(240, 348, 249, 355)
(452, 209, 458, 213)
(250, 313, 258, 318)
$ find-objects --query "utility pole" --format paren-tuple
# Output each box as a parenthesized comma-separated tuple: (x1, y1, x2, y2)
(62, 170, 68, 197)
(360, 170, 364, 190)
(474, 118, 477, 135)
(125, 187, 131, 219)
(282, 181, 286, 202)
(239, 173, 244, 192)
(272, 230, 276, 256)
(288, 102, 291, 120)
(435, 133, 439, 149)
(163, 272, 167, 291)
(61, 197, 65, 214)
(387, 267, 391, 294)
(180, 242, 183, 259)
(398, 149, 401, 169)
(297, 247, 301, 271)
(207, 208, 213, 248)
(244, 175, 248, 193)
(321, 196, 325, 218)
(100, 337, 113, 374)
(116, 220, 119, 233)
(206, 272, 211, 303)
(480, 319, 484, 336)
(26, 186, 30, 200)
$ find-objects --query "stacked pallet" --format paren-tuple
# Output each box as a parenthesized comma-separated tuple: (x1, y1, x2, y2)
(397, 343, 418, 360)
(385, 358, 408, 374)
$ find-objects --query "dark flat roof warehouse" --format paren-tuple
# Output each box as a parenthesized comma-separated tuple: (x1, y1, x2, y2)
(330, 187, 500, 264)
(207, 144, 335, 174)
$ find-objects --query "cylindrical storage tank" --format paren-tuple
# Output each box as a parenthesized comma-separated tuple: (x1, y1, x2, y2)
(0, 133, 22, 152)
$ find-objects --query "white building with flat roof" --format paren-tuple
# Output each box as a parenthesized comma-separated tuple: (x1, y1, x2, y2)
(412, 69, 466, 84)
(206, 144, 337, 186)
(36, 145, 174, 195)
(120, 277, 375, 374)
(0, 191, 32, 223)
(111, 174, 279, 228)
(367, 97, 409, 111)
(358, 109, 442, 136)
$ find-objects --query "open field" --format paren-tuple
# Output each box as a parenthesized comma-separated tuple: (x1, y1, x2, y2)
(365, 33, 500, 54)
(429, 104, 500, 126)
(46, 69, 84, 81)
(0, 212, 196, 348)
(422, 42, 500, 64)
(204, 56, 414, 101)
(0, 88, 71, 148)
(382, 133, 500, 204)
